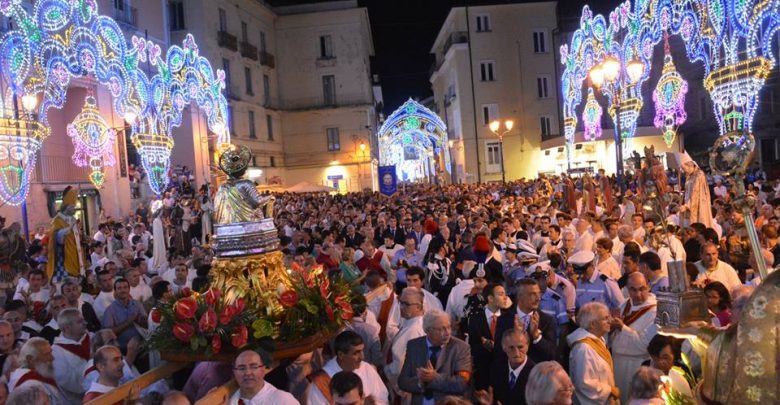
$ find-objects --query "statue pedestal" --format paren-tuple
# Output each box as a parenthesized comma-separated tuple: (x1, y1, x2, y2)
(211, 251, 292, 308)
(213, 218, 279, 257)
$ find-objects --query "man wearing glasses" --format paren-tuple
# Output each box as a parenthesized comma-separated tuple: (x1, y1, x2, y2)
(231, 349, 298, 404)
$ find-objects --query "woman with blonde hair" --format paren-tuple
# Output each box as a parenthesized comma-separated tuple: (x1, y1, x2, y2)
(339, 247, 362, 283)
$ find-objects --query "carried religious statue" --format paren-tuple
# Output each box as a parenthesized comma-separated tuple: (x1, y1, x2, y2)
(46, 186, 84, 282)
(638, 145, 669, 202)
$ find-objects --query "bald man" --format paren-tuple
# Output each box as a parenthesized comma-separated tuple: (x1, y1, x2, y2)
(608, 272, 658, 404)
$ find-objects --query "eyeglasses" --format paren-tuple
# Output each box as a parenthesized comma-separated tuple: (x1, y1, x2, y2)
(234, 363, 264, 372)
(399, 300, 421, 307)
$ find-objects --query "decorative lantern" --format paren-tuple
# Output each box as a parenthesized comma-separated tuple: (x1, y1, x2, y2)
(67, 95, 116, 188)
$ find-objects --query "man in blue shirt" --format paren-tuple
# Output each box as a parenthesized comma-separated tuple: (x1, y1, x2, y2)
(570, 250, 624, 311)
(101, 278, 147, 356)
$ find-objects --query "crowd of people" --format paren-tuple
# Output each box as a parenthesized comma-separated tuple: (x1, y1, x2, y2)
(0, 160, 778, 404)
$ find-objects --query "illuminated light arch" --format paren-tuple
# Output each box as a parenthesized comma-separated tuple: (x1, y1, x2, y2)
(378, 99, 449, 183)
(561, 0, 780, 172)
(0, 0, 230, 200)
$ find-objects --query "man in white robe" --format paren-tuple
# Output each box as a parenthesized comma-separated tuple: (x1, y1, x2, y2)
(693, 243, 742, 291)
(567, 302, 620, 405)
(384, 287, 426, 404)
(230, 349, 298, 405)
(51, 309, 90, 403)
(9, 337, 67, 404)
(306, 331, 389, 405)
(608, 273, 657, 404)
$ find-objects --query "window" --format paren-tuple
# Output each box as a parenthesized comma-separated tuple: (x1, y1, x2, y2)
(222, 58, 231, 95)
(327, 128, 340, 151)
(319, 35, 333, 58)
(218, 8, 227, 32)
(114, 0, 124, 10)
(533, 31, 547, 53)
(241, 21, 248, 42)
(259, 31, 267, 52)
(482, 104, 499, 126)
(248, 110, 256, 138)
(480, 61, 496, 81)
(227, 106, 234, 134)
(244, 67, 253, 95)
(263, 74, 270, 106)
(536, 76, 550, 98)
(486, 142, 502, 173)
(540, 116, 552, 136)
(266, 114, 273, 140)
(169, 1, 185, 30)
(323, 75, 336, 106)
(476, 15, 491, 32)
(270, 156, 276, 167)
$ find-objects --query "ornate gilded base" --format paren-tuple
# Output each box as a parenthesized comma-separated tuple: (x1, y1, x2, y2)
(210, 251, 292, 311)
(656, 289, 710, 327)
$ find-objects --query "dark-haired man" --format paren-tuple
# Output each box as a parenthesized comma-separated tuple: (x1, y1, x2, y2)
(231, 349, 298, 404)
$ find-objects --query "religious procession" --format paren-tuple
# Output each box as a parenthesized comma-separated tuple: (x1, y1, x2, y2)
(0, 0, 778, 404)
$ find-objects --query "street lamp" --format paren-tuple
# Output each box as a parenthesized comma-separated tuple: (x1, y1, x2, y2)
(488, 119, 514, 183)
(21, 93, 38, 114)
(589, 56, 644, 194)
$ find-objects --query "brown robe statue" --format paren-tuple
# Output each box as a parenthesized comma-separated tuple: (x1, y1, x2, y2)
(683, 163, 713, 228)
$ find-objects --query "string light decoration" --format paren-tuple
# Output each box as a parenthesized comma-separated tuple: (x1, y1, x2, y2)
(132, 128, 175, 196)
(653, 36, 688, 148)
(67, 95, 116, 188)
(582, 88, 603, 141)
(0, 0, 231, 200)
(0, 111, 48, 206)
(377, 99, 449, 182)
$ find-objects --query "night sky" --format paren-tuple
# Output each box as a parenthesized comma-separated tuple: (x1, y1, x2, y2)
(271, 0, 623, 114)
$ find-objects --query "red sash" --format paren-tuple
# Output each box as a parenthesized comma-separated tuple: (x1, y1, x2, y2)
(55, 334, 91, 360)
(84, 364, 97, 377)
(357, 251, 386, 277)
(306, 370, 332, 403)
(378, 292, 395, 346)
(15, 369, 57, 389)
(621, 303, 657, 326)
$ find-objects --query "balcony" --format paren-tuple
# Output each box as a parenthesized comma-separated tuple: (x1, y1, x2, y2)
(240, 41, 258, 61)
(260, 51, 275, 68)
(113, 2, 138, 27)
(430, 31, 468, 76)
(218, 31, 238, 52)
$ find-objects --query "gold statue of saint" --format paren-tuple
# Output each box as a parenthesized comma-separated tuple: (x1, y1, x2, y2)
(213, 145, 274, 225)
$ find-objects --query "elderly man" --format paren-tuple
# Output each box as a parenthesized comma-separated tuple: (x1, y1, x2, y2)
(306, 331, 388, 405)
(52, 308, 90, 403)
(693, 243, 742, 290)
(230, 349, 297, 404)
(384, 287, 426, 404)
(81, 345, 137, 403)
(609, 273, 658, 404)
(485, 328, 535, 405)
(398, 309, 471, 404)
(567, 302, 619, 405)
(9, 337, 66, 403)
(495, 279, 556, 365)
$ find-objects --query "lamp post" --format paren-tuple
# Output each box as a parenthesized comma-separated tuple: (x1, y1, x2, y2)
(488, 119, 513, 183)
(589, 56, 644, 194)
(17, 92, 38, 242)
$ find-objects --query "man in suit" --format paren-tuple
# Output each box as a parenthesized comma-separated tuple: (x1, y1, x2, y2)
(386, 216, 406, 245)
(465, 283, 506, 390)
(476, 328, 535, 405)
(398, 309, 471, 405)
(495, 278, 557, 365)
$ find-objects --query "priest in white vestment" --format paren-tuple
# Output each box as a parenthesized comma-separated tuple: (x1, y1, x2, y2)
(567, 302, 620, 405)
(51, 309, 91, 403)
(9, 337, 67, 404)
(229, 349, 298, 405)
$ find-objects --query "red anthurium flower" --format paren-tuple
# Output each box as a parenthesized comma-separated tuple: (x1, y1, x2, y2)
(198, 308, 217, 332)
(324, 303, 335, 321)
(150, 308, 162, 324)
(231, 325, 248, 348)
(280, 290, 299, 308)
(232, 298, 246, 314)
(173, 322, 195, 342)
(203, 288, 221, 306)
(180, 287, 192, 297)
(211, 335, 222, 354)
(319, 276, 331, 298)
(174, 297, 198, 320)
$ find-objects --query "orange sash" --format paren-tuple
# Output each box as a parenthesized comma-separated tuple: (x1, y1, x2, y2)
(378, 292, 394, 345)
(307, 370, 332, 403)
(574, 337, 613, 371)
(621, 303, 656, 326)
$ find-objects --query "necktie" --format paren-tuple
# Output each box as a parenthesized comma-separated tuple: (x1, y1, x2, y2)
(509, 371, 517, 389)
(490, 314, 497, 339)
(424, 346, 442, 400)
(238, 400, 246, 405)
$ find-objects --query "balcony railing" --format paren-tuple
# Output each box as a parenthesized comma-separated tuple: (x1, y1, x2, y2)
(113, 3, 138, 27)
(218, 31, 238, 51)
(431, 31, 468, 75)
(240, 42, 258, 61)
(260, 51, 275, 68)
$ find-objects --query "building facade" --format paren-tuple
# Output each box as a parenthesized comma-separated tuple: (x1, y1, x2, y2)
(173, 0, 380, 192)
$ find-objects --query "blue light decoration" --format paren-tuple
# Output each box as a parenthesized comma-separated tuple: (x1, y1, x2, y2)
(561, 0, 780, 173)
(0, 0, 231, 199)
(378, 99, 449, 182)
(653, 38, 688, 148)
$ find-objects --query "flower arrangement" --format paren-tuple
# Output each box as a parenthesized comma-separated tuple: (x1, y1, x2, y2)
(149, 263, 356, 358)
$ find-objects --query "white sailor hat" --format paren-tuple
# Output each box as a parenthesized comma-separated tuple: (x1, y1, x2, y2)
(517, 251, 540, 263)
(516, 239, 537, 255)
(528, 260, 552, 274)
(568, 250, 595, 272)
